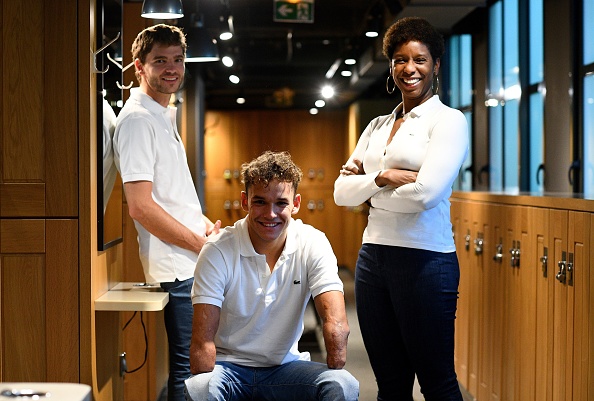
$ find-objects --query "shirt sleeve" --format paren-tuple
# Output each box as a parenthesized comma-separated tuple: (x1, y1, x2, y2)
(115, 115, 158, 183)
(303, 227, 344, 297)
(371, 109, 469, 213)
(334, 117, 386, 206)
(191, 242, 228, 307)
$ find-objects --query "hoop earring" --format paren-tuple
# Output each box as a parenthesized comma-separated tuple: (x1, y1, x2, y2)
(433, 75, 440, 95)
(386, 75, 396, 94)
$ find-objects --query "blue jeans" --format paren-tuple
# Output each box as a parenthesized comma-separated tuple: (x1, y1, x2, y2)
(355, 244, 462, 401)
(161, 278, 194, 401)
(184, 361, 359, 401)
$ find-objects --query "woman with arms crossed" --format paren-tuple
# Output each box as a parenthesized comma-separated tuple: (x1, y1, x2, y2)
(334, 17, 468, 401)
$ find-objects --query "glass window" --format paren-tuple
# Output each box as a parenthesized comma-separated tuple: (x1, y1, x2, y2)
(503, 0, 519, 192)
(529, 0, 544, 84)
(448, 34, 473, 191)
(584, 0, 594, 65)
(527, 0, 544, 192)
(584, 74, 594, 195)
(488, 1, 503, 190)
(529, 91, 545, 191)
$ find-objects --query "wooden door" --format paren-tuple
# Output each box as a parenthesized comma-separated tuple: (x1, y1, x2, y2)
(500, 205, 522, 401)
(550, 209, 571, 401)
(0, 219, 79, 382)
(567, 211, 590, 401)
(477, 203, 504, 401)
(531, 207, 554, 401)
(452, 199, 471, 388)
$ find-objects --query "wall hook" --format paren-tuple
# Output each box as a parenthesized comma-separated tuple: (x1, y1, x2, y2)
(93, 32, 121, 74)
(106, 53, 134, 72)
(117, 81, 134, 90)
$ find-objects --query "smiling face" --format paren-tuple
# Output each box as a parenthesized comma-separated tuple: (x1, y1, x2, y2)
(241, 179, 301, 254)
(391, 40, 440, 110)
(135, 44, 185, 106)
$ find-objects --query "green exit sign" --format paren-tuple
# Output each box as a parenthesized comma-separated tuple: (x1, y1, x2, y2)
(274, 0, 314, 23)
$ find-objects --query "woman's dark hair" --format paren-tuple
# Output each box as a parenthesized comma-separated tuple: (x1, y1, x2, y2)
(382, 17, 445, 62)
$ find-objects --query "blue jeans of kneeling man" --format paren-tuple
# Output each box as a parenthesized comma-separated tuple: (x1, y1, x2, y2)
(184, 360, 359, 401)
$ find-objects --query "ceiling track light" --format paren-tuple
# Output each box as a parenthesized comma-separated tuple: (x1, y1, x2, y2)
(141, 0, 184, 19)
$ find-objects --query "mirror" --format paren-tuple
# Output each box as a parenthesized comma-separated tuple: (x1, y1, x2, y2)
(97, 0, 124, 250)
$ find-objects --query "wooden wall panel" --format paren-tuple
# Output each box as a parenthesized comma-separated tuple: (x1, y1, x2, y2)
(46, 219, 79, 382)
(203, 109, 353, 268)
(2, 255, 46, 381)
(1, 0, 44, 182)
(44, 0, 78, 216)
(0, 220, 45, 253)
(0, 184, 45, 216)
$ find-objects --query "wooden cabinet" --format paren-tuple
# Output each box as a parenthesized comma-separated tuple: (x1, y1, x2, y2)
(0, 219, 79, 382)
(0, 0, 80, 385)
(450, 194, 592, 401)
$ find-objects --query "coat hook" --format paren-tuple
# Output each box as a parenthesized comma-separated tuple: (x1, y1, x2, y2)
(93, 32, 121, 74)
(117, 81, 134, 90)
(106, 53, 135, 72)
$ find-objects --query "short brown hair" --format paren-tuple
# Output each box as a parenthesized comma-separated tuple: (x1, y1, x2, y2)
(131, 24, 187, 80)
(382, 17, 445, 63)
(241, 151, 303, 195)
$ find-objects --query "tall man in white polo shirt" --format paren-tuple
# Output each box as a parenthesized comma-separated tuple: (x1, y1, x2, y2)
(113, 24, 220, 401)
(185, 151, 359, 401)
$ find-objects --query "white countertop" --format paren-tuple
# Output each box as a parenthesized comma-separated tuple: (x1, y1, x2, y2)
(0, 383, 91, 401)
(95, 282, 169, 312)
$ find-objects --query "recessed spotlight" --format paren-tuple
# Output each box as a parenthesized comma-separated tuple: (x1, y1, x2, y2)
(315, 99, 326, 108)
(321, 85, 334, 99)
(344, 58, 356, 65)
(229, 75, 240, 84)
(365, 31, 379, 38)
(309, 108, 319, 115)
(341, 70, 352, 77)
(236, 97, 245, 104)
(222, 56, 233, 67)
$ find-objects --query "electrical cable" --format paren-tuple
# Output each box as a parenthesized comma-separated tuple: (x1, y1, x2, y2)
(122, 311, 149, 373)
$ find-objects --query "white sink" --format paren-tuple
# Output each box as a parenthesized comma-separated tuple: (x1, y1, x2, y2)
(0, 383, 91, 401)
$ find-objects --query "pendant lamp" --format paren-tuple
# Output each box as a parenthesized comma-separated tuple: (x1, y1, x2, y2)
(141, 0, 184, 19)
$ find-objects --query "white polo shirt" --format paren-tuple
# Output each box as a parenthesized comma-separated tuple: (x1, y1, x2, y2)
(192, 217, 344, 367)
(114, 88, 206, 283)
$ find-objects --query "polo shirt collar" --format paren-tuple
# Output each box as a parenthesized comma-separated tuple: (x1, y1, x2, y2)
(130, 87, 170, 115)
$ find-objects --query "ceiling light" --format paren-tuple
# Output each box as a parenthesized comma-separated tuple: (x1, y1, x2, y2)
(341, 70, 352, 77)
(309, 108, 319, 115)
(325, 58, 342, 79)
(315, 99, 326, 108)
(222, 56, 234, 67)
(236, 97, 245, 104)
(185, 16, 220, 63)
(365, 30, 379, 38)
(229, 75, 240, 84)
(321, 85, 334, 99)
(219, 15, 234, 41)
(141, 0, 184, 19)
(344, 58, 356, 65)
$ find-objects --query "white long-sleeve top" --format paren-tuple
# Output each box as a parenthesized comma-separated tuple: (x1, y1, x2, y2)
(334, 95, 468, 252)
